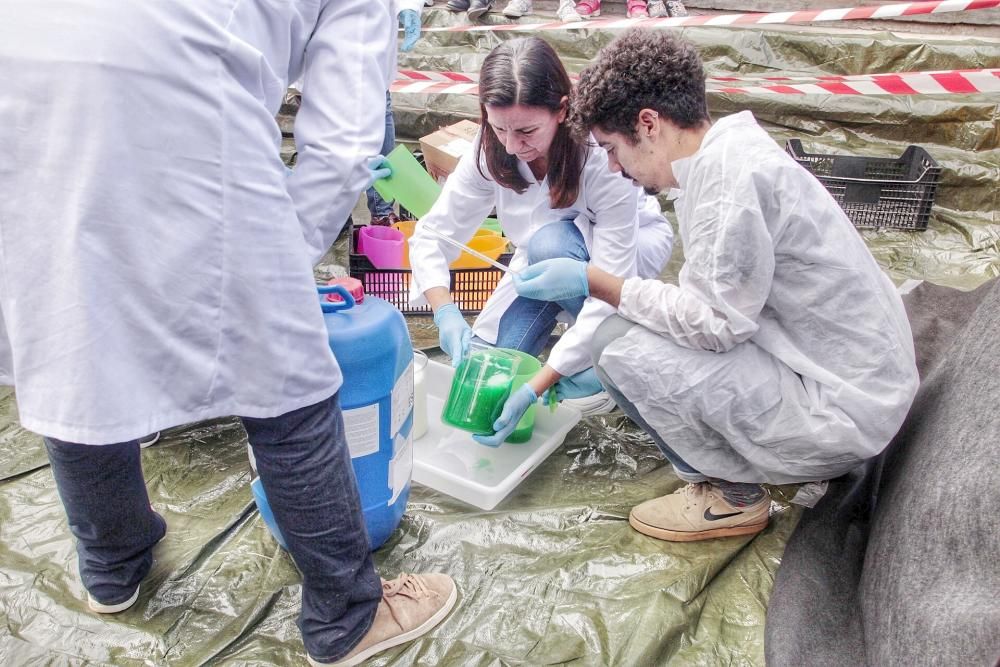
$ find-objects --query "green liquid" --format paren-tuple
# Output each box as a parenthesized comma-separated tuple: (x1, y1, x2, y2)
(500, 349, 541, 444)
(442, 369, 513, 434)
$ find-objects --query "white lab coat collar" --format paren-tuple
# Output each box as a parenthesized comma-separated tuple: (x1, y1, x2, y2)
(671, 111, 757, 191)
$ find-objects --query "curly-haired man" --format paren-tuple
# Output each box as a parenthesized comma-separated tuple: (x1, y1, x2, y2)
(512, 29, 919, 542)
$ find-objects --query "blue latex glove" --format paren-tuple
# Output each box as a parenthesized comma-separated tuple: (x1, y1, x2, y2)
(433, 303, 472, 367)
(555, 367, 604, 400)
(512, 257, 590, 302)
(472, 384, 538, 447)
(399, 9, 422, 52)
(365, 155, 392, 189)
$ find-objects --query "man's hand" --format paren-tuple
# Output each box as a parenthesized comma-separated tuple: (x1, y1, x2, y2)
(555, 367, 604, 400)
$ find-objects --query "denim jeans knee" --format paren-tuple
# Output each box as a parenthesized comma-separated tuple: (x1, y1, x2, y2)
(525, 219, 589, 265)
(494, 220, 592, 355)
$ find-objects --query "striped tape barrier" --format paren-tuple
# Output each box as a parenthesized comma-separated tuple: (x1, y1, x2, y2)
(391, 68, 1000, 95)
(420, 0, 1000, 33)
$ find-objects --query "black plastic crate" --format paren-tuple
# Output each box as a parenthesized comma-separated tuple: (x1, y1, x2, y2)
(786, 139, 941, 231)
(348, 223, 513, 315)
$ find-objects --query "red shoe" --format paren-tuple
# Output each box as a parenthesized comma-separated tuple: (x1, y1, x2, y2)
(627, 0, 648, 17)
(575, 0, 600, 17)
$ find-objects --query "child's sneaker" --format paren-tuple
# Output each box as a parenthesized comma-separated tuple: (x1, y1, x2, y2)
(557, 0, 584, 21)
(646, 0, 668, 17)
(502, 0, 532, 17)
(665, 0, 688, 15)
(574, 0, 601, 18)
(626, 0, 648, 18)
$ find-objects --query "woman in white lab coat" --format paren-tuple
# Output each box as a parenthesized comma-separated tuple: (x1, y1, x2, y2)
(0, 2, 454, 663)
(408, 37, 672, 442)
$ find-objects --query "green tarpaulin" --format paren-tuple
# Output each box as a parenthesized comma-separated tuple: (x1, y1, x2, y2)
(2, 13, 997, 666)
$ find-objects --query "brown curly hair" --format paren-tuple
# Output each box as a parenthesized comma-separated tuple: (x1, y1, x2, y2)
(569, 29, 709, 144)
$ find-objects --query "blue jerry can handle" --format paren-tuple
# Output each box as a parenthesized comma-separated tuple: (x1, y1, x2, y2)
(318, 284, 355, 313)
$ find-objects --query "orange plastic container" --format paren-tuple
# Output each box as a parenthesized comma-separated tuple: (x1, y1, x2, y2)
(451, 233, 508, 269)
(393, 224, 505, 270)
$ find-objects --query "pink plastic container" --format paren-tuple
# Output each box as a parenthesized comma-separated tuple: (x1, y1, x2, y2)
(359, 225, 405, 269)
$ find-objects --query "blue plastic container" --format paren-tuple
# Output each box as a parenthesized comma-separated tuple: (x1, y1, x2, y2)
(251, 280, 414, 551)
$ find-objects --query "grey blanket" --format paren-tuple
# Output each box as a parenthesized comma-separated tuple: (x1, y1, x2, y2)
(765, 279, 1000, 667)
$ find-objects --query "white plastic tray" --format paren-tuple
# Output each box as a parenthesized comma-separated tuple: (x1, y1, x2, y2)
(412, 359, 582, 510)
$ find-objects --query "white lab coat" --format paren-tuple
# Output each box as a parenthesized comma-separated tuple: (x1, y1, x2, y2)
(409, 137, 670, 377)
(600, 112, 919, 483)
(0, 0, 395, 444)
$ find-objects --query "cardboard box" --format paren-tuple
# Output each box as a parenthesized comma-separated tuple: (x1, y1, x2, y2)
(419, 119, 480, 184)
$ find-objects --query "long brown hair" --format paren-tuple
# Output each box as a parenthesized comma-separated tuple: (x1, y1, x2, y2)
(477, 37, 587, 209)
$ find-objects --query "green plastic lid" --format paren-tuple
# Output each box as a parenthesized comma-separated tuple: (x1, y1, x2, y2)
(373, 145, 441, 219)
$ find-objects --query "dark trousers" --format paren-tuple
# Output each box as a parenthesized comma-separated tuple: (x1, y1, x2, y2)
(44, 392, 382, 661)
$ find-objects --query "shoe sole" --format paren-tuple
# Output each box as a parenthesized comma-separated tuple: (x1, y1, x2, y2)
(467, 6, 491, 18)
(139, 432, 161, 448)
(88, 585, 141, 614)
(503, 9, 524, 17)
(629, 514, 768, 542)
(311, 584, 459, 667)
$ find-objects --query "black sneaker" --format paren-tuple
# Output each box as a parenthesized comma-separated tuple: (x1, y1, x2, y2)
(446, 0, 470, 11)
(467, 0, 493, 19)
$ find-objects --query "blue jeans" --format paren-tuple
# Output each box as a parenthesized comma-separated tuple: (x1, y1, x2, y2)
(492, 220, 590, 355)
(44, 392, 382, 662)
(366, 91, 395, 219)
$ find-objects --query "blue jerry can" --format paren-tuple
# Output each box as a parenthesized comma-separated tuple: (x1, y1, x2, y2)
(251, 278, 414, 551)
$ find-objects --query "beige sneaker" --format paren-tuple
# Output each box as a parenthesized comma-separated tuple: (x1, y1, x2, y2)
(307, 573, 457, 667)
(629, 482, 769, 542)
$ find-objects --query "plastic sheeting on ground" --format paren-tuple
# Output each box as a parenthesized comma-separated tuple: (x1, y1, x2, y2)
(2, 13, 998, 666)
(0, 381, 802, 665)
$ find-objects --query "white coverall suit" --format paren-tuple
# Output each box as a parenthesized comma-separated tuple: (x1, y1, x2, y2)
(597, 112, 919, 484)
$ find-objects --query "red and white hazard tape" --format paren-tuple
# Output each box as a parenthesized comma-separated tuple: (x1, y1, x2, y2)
(714, 69, 1000, 94)
(421, 0, 1000, 33)
(391, 68, 1000, 96)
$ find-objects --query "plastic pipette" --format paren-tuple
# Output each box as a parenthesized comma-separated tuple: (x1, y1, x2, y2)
(422, 225, 513, 275)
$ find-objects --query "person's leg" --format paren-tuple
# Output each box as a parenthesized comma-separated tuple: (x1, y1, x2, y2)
(493, 220, 589, 354)
(44, 437, 167, 610)
(245, 392, 457, 665)
(591, 316, 771, 541)
(366, 91, 396, 223)
(591, 315, 706, 481)
(243, 393, 383, 662)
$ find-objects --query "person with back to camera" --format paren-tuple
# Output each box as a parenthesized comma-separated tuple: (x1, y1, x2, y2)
(512, 29, 919, 541)
(403, 36, 675, 446)
(0, 2, 456, 665)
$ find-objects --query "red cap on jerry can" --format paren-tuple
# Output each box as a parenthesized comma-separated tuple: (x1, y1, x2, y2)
(326, 277, 365, 304)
